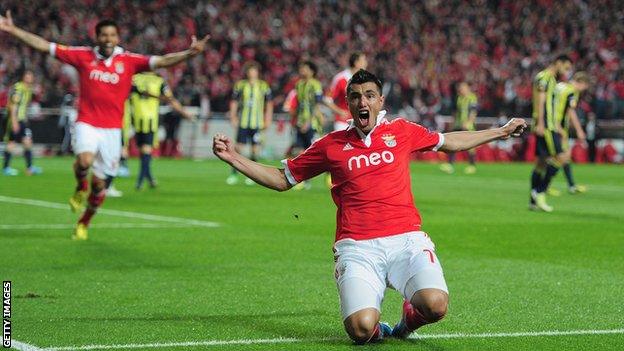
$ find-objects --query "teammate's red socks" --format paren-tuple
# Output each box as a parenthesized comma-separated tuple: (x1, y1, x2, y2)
(78, 191, 106, 226)
(74, 161, 89, 191)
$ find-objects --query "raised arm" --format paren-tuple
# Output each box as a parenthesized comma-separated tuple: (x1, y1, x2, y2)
(151, 35, 210, 69)
(0, 11, 51, 53)
(440, 118, 527, 152)
(213, 134, 292, 191)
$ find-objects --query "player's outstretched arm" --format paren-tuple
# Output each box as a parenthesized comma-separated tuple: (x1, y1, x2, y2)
(213, 134, 292, 191)
(151, 35, 210, 69)
(440, 118, 527, 152)
(0, 11, 51, 53)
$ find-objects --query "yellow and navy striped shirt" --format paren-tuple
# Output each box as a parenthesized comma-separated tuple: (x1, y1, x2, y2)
(553, 82, 579, 132)
(295, 78, 323, 128)
(7, 82, 33, 122)
(129, 73, 172, 133)
(455, 93, 478, 130)
(532, 69, 557, 131)
(232, 79, 272, 130)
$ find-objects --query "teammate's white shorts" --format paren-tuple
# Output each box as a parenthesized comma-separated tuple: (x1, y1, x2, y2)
(333, 121, 350, 131)
(72, 122, 121, 179)
(333, 231, 448, 320)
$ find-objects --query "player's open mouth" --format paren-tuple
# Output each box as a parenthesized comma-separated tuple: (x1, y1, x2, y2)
(358, 110, 370, 127)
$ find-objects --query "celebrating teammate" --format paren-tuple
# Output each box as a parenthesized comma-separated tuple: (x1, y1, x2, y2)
(440, 81, 479, 174)
(529, 55, 573, 212)
(3, 69, 42, 176)
(0, 11, 209, 240)
(326, 52, 368, 131)
(129, 71, 195, 190)
(227, 62, 273, 185)
(213, 70, 527, 344)
(542, 72, 590, 197)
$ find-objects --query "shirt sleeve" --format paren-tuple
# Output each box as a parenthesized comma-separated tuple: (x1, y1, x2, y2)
(568, 93, 578, 109)
(264, 82, 273, 100)
(232, 81, 242, 100)
(49, 43, 84, 67)
(161, 81, 173, 98)
(126, 53, 152, 74)
(534, 74, 548, 92)
(281, 138, 328, 185)
(315, 81, 323, 103)
(401, 119, 444, 152)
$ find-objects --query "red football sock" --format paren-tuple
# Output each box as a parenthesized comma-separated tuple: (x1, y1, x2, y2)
(366, 324, 382, 343)
(78, 190, 106, 227)
(74, 161, 89, 191)
(405, 304, 429, 331)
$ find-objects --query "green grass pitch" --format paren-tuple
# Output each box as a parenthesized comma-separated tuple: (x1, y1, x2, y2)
(1, 157, 623, 350)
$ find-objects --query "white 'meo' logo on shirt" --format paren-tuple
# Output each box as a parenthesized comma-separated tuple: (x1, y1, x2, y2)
(89, 69, 120, 84)
(347, 151, 395, 170)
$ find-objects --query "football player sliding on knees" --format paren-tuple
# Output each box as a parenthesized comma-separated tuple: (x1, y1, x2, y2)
(213, 70, 526, 344)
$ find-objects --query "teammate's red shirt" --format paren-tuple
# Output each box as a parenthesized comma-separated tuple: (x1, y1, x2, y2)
(328, 69, 352, 123)
(50, 43, 152, 128)
(284, 112, 444, 242)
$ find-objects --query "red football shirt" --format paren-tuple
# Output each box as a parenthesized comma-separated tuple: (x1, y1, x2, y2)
(50, 43, 152, 128)
(284, 112, 444, 242)
(328, 69, 352, 123)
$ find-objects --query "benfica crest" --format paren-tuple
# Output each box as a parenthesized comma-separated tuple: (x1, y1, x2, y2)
(115, 62, 125, 74)
(381, 134, 397, 147)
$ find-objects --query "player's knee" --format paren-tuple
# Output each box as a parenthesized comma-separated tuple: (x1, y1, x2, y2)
(418, 292, 448, 322)
(344, 312, 379, 344)
(77, 154, 93, 169)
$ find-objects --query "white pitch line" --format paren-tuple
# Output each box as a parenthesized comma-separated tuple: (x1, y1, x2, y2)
(46, 328, 624, 351)
(0, 223, 193, 230)
(0, 195, 219, 228)
(12, 339, 48, 351)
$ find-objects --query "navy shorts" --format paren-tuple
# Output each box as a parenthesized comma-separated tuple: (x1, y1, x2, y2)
(295, 128, 315, 150)
(535, 131, 563, 157)
(236, 128, 260, 145)
(135, 132, 155, 147)
(4, 121, 31, 142)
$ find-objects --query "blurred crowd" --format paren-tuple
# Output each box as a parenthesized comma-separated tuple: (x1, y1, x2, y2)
(0, 0, 623, 119)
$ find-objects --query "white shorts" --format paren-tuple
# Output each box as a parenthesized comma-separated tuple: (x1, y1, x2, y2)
(333, 231, 448, 320)
(72, 122, 121, 179)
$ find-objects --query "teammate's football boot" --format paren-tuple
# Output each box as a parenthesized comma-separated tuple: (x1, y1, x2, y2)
(117, 165, 130, 178)
(72, 223, 88, 240)
(439, 163, 454, 174)
(568, 185, 587, 194)
(3, 167, 18, 176)
(226, 174, 239, 185)
(546, 187, 561, 196)
(464, 165, 476, 174)
(25, 166, 43, 176)
(69, 190, 88, 213)
(531, 191, 553, 212)
(106, 185, 123, 198)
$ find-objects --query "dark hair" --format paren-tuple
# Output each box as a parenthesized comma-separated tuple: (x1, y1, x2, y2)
(346, 69, 383, 95)
(554, 54, 572, 63)
(95, 19, 119, 36)
(349, 52, 365, 68)
(300, 60, 317, 76)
